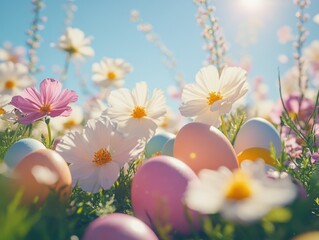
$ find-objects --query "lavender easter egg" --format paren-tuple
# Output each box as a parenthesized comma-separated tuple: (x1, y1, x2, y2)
(145, 132, 175, 158)
(4, 138, 46, 168)
(174, 122, 238, 174)
(131, 156, 201, 234)
(83, 213, 158, 240)
(234, 117, 281, 166)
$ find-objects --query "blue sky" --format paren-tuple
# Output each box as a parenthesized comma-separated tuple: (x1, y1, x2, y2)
(0, 0, 318, 109)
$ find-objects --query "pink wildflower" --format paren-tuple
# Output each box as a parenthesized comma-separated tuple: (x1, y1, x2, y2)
(11, 78, 78, 124)
(270, 94, 315, 124)
(277, 26, 293, 44)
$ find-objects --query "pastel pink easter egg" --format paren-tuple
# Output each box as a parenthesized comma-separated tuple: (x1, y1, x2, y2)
(131, 156, 201, 234)
(174, 122, 238, 174)
(82, 213, 158, 240)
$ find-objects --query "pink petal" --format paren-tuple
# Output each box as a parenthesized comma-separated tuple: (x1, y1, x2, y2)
(51, 89, 78, 110)
(17, 112, 45, 125)
(39, 78, 62, 105)
(49, 106, 72, 117)
(21, 87, 42, 107)
(11, 96, 40, 113)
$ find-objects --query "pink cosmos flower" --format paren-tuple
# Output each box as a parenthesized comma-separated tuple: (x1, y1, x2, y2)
(11, 78, 78, 124)
(270, 93, 315, 125)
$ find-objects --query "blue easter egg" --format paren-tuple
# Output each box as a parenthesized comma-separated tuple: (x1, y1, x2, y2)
(161, 138, 175, 157)
(144, 132, 175, 158)
(4, 138, 46, 168)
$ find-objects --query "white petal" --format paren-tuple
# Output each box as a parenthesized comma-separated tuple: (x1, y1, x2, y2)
(195, 65, 220, 92)
(131, 81, 148, 106)
(98, 162, 120, 190)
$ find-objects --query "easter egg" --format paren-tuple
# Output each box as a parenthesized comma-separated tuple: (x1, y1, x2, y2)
(174, 122, 238, 174)
(161, 138, 175, 157)
(83, 213, 158, 240)
(13, 149, 72, 204)
(144, 132, 175, 158)
(4, 138, 46, 168)
(234, 117, 281, 166)
(132, 156, 201, 234)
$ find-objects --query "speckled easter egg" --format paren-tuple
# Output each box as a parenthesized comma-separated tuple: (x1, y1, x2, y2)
(82, 213, 159, 240)
(174, 122, 238, 174)
(161, 138, 175, 157)
(131, 156, 201, 234)
(13, 149, 72, 204)
(4, 138, 46, 168)
(144, 132, 175, 158)
(234, 117, 281, 166)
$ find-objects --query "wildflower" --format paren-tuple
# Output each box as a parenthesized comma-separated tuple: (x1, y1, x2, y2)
(130, 10, 140, 22)
(57, 27, 94, 59)
(83, 97, 107, 120)
(50, 104, 84, 134)
(304, 40, 319, 75)
(277, 26, 293, 44)
(56, 116, 143, 193)
(0, 94, 14, 119)
(184, 160, 297, 222)
(0, 42, 25, 63)
(105, 81, 166, 139)
(179, 65, 248, 127)
(92, 58, 132, 89)
(0, 62, 34, 95)
(270, 93, 315, 125)
(10, 78, 78, 124)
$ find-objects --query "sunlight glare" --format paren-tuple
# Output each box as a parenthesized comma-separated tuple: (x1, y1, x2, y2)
(240, 0, 264, 11)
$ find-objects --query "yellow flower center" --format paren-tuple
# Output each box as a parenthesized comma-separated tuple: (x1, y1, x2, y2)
(0, 107, 5, 115)
(65, 46, 78, 55)
(107, 71, 117, 81)
(63, 119, 77, 129)
(289, 111, 297, 120)
(225, 170, 252, 201)
(40, 104, 51, 113)
(160, 116, 169, 128)
(207, 91, 223, 106)
(131, 106, 147, 119)
(5, 80, 16, 89)
(92, 148, 112, 166)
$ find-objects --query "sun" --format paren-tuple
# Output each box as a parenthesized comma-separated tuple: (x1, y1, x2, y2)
(240, 0, 264, 10)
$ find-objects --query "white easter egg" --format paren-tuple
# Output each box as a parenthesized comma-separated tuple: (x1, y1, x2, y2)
(234, 117, 281, 166)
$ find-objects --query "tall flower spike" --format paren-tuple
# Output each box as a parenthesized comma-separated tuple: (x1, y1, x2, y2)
(11, 78, 78, 125)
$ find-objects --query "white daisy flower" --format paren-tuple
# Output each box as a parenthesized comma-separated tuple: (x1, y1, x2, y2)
(57, 27, 94, 59)
(83, 97, 107, 120)
(157, 106, 182, 134)
(0, 42, 25, 64)
(184, 160, 297, 223)
(92, 58, 133, 89)
(179, 65, 248, 127)
(0, 62, 35, 95)
(56, 116, 143, 193)
(104, 81, 166, 140)
(0, 94, 16, 130)
(50, 104, 84, 135)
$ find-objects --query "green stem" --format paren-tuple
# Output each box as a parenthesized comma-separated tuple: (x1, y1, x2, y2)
(45, 118, 52, 148)
(220, 115, 228, 138)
